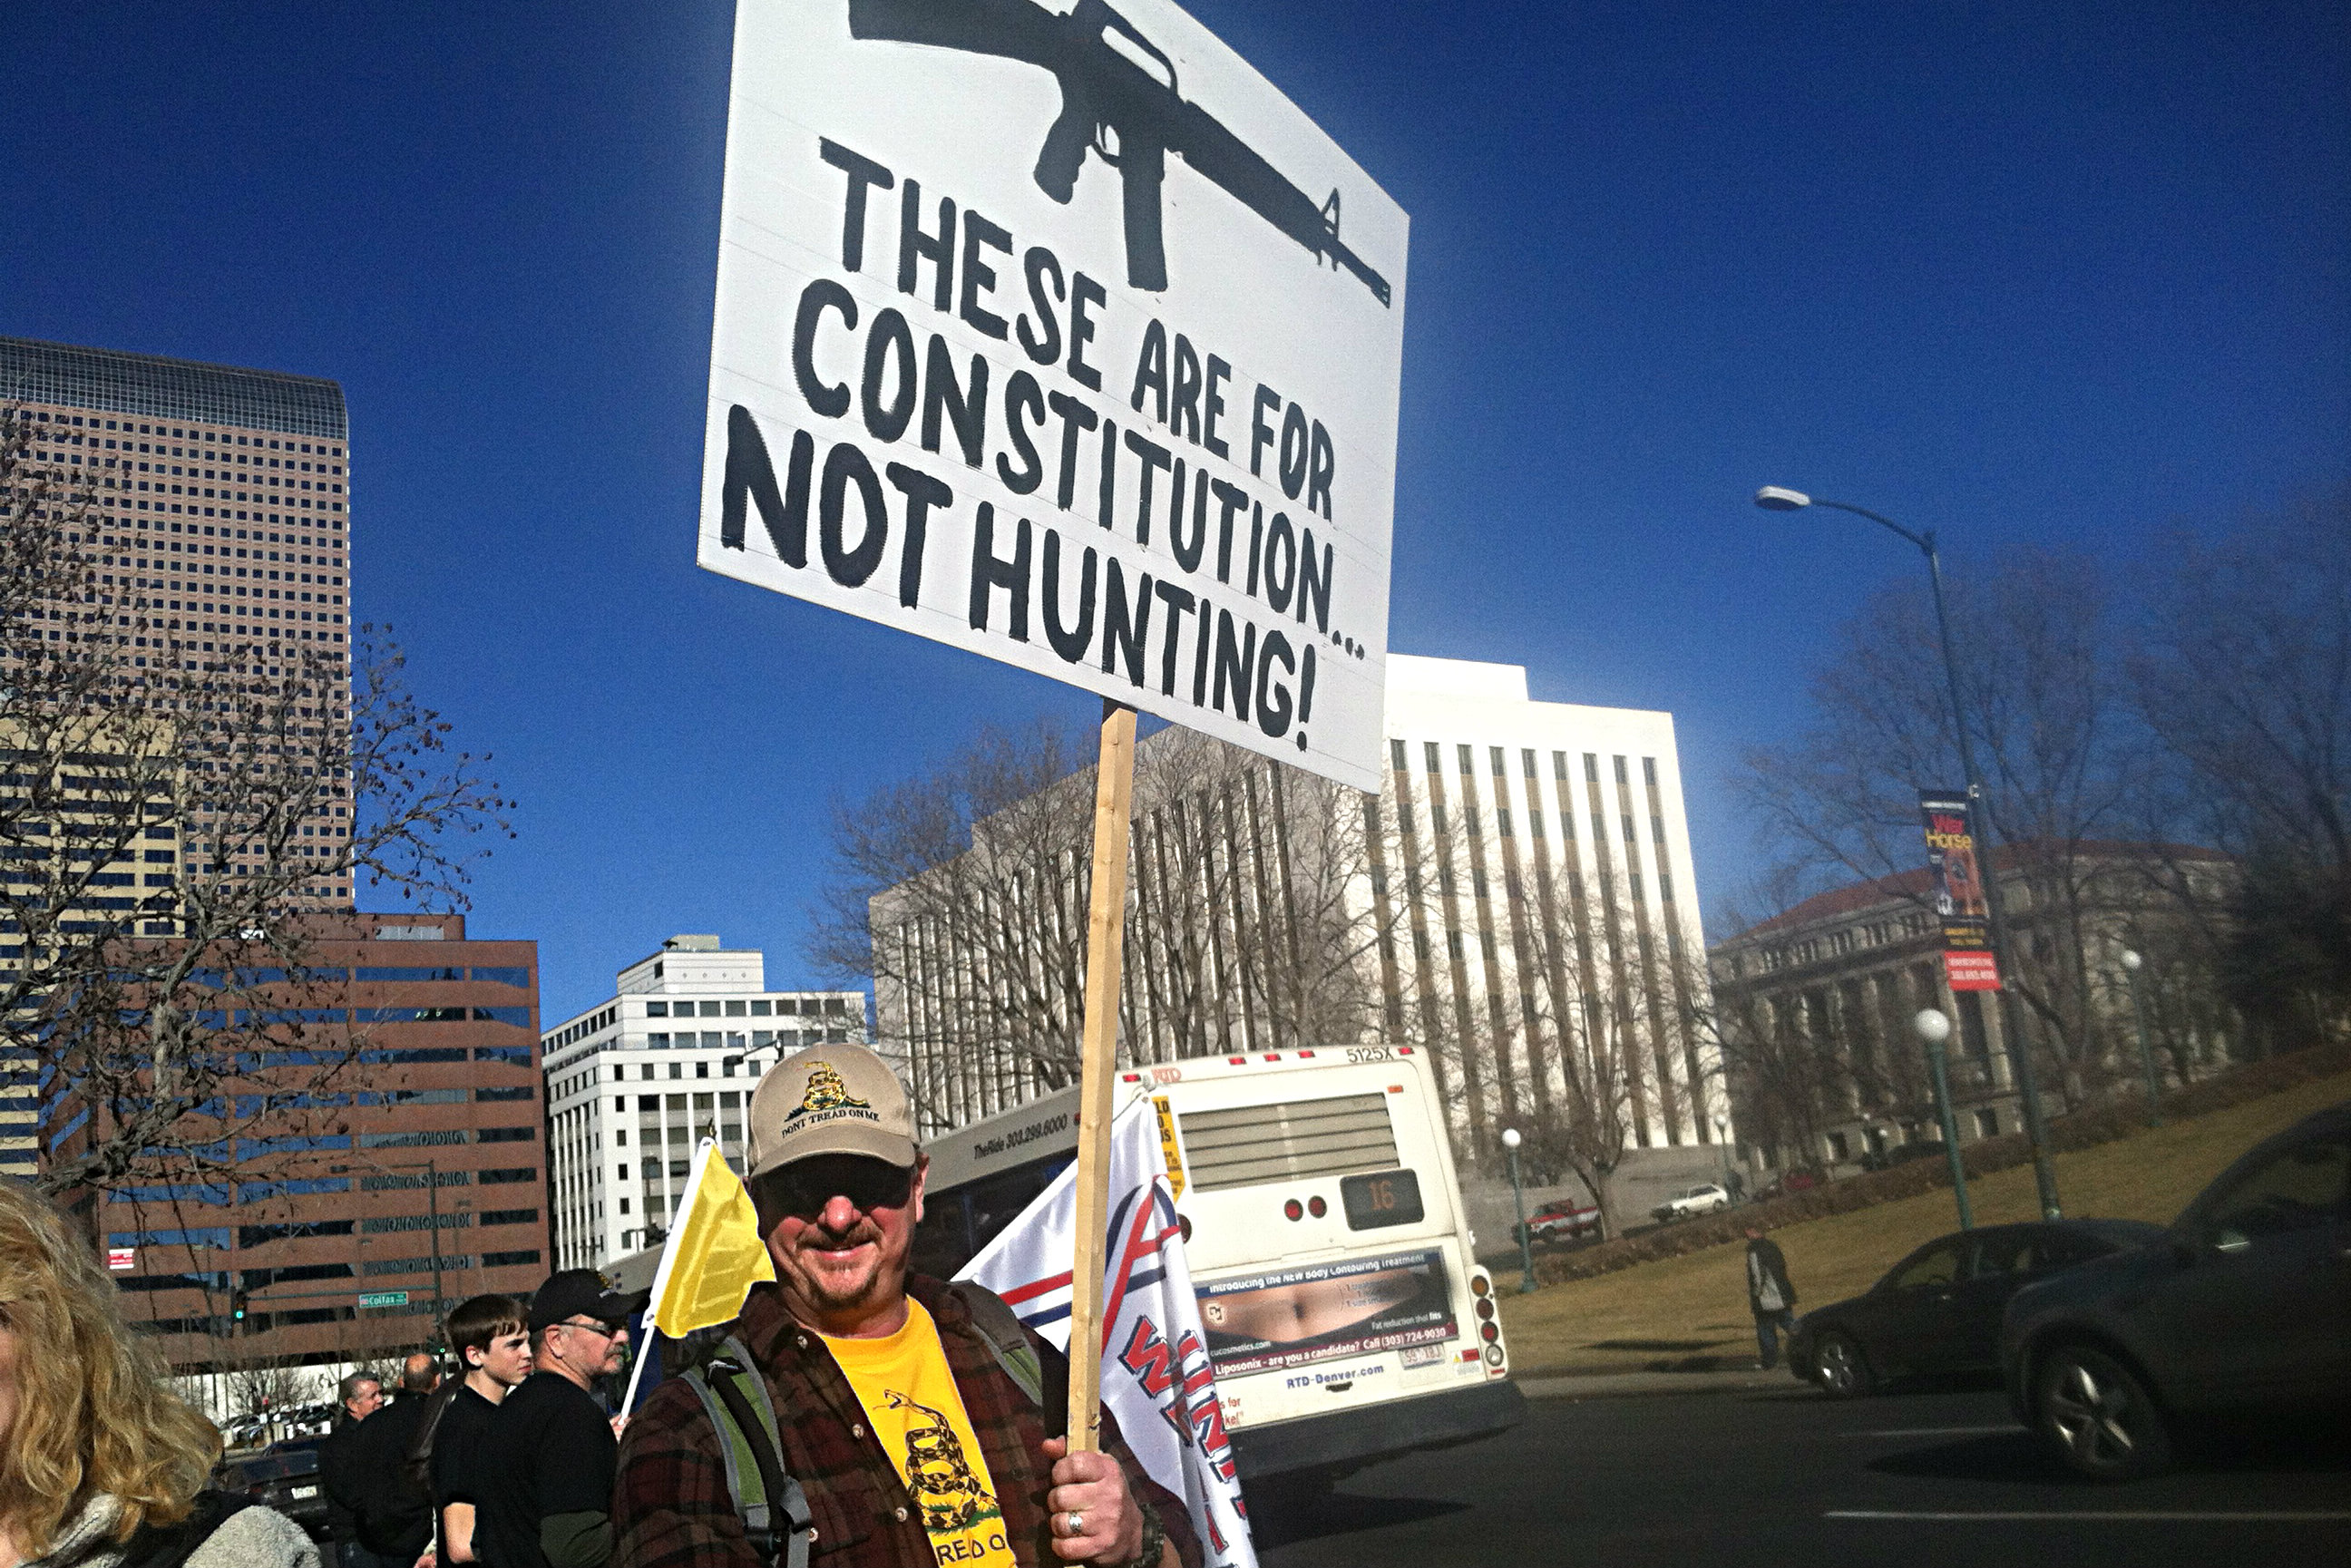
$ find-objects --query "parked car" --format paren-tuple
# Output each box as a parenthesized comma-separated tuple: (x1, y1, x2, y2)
(1516, 1199, 1603, 1247)
(2000, 1100, 2351, 1480)
(213, 1434, 330, 1540)
(1651, 1183, 1732, 1222)
(1790, 1219, 2163, 1398)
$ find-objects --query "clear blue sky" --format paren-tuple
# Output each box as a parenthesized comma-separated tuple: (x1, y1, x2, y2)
(7, 1, 2345, 1021)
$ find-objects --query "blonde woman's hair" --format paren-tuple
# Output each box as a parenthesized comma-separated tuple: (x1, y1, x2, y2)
(0, 1181, 219, 1554)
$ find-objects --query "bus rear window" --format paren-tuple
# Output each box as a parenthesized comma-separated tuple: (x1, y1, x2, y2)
(1178, 1095, 1401, 1192)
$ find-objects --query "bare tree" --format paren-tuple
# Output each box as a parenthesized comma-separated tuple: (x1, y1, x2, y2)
(1737, 550, 2165, 1108)
(2131, 489, 2351, 1052)
(821, 719, 1095, 1126)
(1371, 771, 1666, 1232)
(1499, 853, 1654, 1238)
(2, 404, 514, 1198)
(818, 719, 1395, 1132)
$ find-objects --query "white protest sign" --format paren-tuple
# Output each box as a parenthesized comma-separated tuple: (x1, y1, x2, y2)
(698, 0, 1406, 792)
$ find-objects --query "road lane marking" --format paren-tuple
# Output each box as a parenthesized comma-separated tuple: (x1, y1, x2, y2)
(1827, 1511, 2351, 1523)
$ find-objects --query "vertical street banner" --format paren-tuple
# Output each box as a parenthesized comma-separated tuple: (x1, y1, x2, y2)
(697, 0, 1408, 792)
(960, 1098, 1256, 1568)
(1919, 789, 2001, 991)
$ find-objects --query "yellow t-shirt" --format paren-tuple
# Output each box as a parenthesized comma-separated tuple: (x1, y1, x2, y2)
(822, 1300, 1018, 1568)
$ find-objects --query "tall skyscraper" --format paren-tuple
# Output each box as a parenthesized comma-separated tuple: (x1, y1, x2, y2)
(7, 341, 552, 1378)
(0, 335, 355, 907)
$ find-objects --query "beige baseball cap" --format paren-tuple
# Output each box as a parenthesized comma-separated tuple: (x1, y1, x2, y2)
(746, 1044, 918, 1178)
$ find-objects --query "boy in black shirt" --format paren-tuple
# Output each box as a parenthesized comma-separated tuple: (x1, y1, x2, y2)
(473, 1271, 644, 1568)
(434, 1293, 536, 1564)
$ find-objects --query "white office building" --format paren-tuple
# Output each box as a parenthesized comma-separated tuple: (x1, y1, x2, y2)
(878, 653, 1727, 1168)
(1373, 654, 1725, 1157)
(540, 936, 866, 1268)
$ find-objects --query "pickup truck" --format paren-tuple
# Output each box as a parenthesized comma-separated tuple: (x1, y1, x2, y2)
(1516, 1199, 1604, 1247)
(1651, 1183, 1733, 1222)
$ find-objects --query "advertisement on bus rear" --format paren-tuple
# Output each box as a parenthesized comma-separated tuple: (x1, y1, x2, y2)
(1195, 1247, 1455, 1376)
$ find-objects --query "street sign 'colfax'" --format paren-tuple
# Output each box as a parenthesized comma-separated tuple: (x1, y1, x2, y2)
(697, 0, 1407, 792)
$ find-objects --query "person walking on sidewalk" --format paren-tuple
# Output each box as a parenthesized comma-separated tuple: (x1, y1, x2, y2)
(1744, 1226, 1798, 1369)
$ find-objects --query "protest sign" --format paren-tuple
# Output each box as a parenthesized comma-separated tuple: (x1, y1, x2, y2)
(697, 0, 1406, 793)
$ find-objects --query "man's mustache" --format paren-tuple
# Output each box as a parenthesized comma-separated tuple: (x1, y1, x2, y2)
(802, 1219, 883, 1251)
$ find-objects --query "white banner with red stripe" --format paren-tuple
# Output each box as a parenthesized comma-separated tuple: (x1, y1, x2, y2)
(957, 1097, 1258, 1568)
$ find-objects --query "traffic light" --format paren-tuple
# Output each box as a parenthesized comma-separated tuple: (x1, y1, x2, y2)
(230, 1290, 249, 1329)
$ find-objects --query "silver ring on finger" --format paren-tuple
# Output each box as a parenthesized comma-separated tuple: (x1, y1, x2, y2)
(1066, 1511, 1085, 1537)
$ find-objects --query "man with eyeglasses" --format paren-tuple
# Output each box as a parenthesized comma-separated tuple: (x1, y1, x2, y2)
(610, 1044, 1196, 1568)
(473, 1269, 649, 1568)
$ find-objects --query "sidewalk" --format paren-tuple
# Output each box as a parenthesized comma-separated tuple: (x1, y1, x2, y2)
(1516, 1363, 1808, 1401)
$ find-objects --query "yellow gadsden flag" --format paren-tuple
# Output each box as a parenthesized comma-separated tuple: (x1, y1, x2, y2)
(649, 1138, 776, 1337)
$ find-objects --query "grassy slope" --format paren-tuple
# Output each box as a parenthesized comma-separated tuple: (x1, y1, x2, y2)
(1497, 1070, 2351, 1377)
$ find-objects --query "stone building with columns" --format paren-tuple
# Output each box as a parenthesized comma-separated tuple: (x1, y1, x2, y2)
(1706, 842, 2237, 1174)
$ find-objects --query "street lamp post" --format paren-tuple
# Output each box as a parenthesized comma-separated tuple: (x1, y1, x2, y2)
(334, 1155, 450, 1344)
(1912, 1008, 1975, 1231)
(1500, 1128, 1536, 1293)
(1755, 486, 2063, 1220)
(424, 1157, 445, 1329)
(2120, 950, 2161, 1127)
(1713, 1113, 1736, 1195)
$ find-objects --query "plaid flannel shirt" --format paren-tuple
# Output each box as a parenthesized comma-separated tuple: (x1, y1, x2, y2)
(611, 1276, 1203, 1568)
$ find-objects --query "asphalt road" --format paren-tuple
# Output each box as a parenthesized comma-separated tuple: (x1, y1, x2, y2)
(1249, 1379, 2351, 1567)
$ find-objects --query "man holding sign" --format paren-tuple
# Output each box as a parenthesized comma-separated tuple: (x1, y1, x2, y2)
(610, 1047, 1197, 1568)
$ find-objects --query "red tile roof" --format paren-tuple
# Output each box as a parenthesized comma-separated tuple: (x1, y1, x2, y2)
(1724, 840, 2229, 942)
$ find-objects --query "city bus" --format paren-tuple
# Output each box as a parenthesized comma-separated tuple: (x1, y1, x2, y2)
(912, 1045, 1525, 1485)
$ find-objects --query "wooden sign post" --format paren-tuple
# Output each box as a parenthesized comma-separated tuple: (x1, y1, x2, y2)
(1064, 699, 1137, 1450)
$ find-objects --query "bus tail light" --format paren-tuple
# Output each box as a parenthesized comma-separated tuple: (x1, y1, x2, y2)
(1283, 1198, 1303, 1221)
(1307, 1196, 1327, 1218)
(1474, 1297, 1495, 1322)
(1479, 1321, 1499, 1343)
(1484, 1344, 1505, 1368)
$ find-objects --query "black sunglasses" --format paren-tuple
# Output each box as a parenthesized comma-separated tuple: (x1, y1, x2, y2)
(755, 1158, 914, 1220)
(556, 1317, 626, 1339)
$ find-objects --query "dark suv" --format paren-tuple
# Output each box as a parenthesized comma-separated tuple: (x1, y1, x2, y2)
(1999, 1100, 2351, 1479)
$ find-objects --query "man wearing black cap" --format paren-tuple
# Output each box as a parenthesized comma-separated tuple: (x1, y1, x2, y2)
(472, 1269, 646, 1568)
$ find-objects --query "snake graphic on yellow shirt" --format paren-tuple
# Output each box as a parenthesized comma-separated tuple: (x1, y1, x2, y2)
(884, 1388, 1000, 1533)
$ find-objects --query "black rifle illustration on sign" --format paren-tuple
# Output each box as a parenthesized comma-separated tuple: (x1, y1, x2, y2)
(847, 0, 1392, 306)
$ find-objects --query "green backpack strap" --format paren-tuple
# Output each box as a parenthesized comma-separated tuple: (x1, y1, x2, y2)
(947, 1281, 1046, 1408)
(682, 1335, 812, 1568)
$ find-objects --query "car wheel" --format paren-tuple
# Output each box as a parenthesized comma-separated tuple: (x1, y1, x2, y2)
(1812, 1330, 1874, 1398)
(2034, 1343, 2171, 1481)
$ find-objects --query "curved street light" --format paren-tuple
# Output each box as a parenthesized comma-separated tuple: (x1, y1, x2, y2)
(1755, 484, 2063, 1221)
